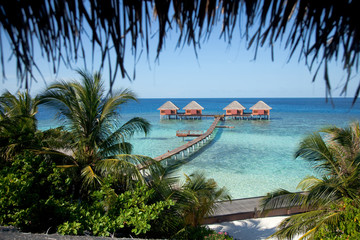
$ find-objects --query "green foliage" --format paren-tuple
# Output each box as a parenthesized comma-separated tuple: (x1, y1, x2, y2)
(314, 199, 360, 239)
(177, 172, 231, 227)
(173, 226, 233, 240)
(0, 151, 73, 232)
(204, 231, 233, 240)
(263, 122, 360, 239)
(39, 70, 154, 191)
(57, 180, 174, 237)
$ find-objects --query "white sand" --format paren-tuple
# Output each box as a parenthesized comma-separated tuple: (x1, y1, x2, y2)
(206, 216, 300, 240)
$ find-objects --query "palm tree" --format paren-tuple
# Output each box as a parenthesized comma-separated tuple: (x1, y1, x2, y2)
(39, 70, 155, 192)
(175, 172, 231, 227)
(0, 91, 40, 161)
(0, 90, 70, 164)
(261, 122, 360, 239)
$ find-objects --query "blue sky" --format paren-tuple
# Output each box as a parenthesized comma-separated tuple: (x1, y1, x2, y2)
(0, 23, 356, 99)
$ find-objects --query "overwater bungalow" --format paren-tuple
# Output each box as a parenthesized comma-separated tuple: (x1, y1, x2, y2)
(250, 101, 272, 119)
(183, 101, 204, 118)
(158, 101, 180, 119)
(223, 101, 246, 119)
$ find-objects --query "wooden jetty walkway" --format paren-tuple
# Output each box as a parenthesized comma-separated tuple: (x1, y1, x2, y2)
(137, 117, 221, 170)
(204, 196, 307, 224)
(153, 117, 221, 162)
(176, 130, 203, 137)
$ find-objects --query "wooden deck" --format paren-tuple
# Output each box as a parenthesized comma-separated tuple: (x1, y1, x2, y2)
(204, 196, 307, 224)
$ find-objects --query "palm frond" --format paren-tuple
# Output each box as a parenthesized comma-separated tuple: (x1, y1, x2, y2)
(297, 175, 323, 191)
(260, 189, 306, 211)
(81, 165, 102, 188)
(295, 132, 342, 177)
(271, 209, 342, 240)
(3, 1, 359, 101)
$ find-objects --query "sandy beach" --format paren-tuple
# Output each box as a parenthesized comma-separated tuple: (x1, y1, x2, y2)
(207, 216, 300, 240)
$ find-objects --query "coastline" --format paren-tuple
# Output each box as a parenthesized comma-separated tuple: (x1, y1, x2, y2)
(1, 217, 299, 240)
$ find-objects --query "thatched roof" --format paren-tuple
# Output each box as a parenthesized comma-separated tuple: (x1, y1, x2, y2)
(223, 101, 246, 110)
(183, 101, 204, 110)
(157, 101, 179, 110)
(2, 1, 358, 101)
(250, 101, 272, 110)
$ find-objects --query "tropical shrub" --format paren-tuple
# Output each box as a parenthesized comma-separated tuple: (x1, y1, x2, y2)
(57, 179, 174, 237)
(176, 172, 231, 227)
(204, 231, 233, 240)
(0, 151, 73, 233)
(173, 226, 233, 240)
(261, 122, 360, 239)
(314, 198, 360, 239)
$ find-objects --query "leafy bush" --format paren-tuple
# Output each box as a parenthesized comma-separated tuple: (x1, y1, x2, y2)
(0, 151, 72, 233)
(173, 226, 233, 240)
(204, 231, 233, 240)
(314, 198, 360, 239)
(57, 179, 174, 237)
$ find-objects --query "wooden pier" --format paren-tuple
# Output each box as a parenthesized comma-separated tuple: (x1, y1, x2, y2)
(176, 130, 203, 137)
(161, 113, 269, 120)
(153, 117, 221, 162)
(203, 195, 307, 224)
(137, 117, 221, 170)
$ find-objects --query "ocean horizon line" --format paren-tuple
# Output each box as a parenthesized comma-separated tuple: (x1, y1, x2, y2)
(136, 96, 355, 99)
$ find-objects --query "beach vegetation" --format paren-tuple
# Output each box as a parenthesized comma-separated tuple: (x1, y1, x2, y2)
(0, 70, 232, 238)
(173, 226, 233, 240)
(0, 91, 68, 164)
(38, 69, 156, 195)
(314, 198, 360, 239)
(0, 151, 173, 237)
(176, 172, 231, 227)
(0, 90, 39, 162)
(261, 121, 360, 239)
(204, 231, 233, 240)
(0, 151, 72, 233)
(57, 178, 174, 237)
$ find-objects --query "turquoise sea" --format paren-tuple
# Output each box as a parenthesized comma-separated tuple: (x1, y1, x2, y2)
(37, 98, 360, 199)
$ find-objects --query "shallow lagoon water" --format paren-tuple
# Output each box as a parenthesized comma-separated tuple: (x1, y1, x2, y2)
(38, 98, 360, 199)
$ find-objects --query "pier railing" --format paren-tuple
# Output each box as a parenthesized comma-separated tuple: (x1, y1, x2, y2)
(138, 117, 221, 170)
(153, 117, 220, 161)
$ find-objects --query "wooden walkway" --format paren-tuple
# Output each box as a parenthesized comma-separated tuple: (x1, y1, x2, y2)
(176, 130, 203, 137)
(161, 113, 270, 120)
(137, 117, 221, 170)
(153, 117, 221, 162)
(204, 196, 307, 224)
